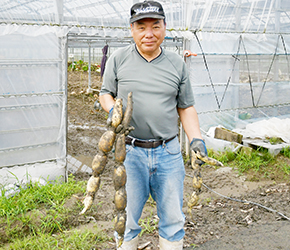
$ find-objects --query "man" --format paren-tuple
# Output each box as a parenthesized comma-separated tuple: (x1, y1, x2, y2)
(99, 1, 207, 249)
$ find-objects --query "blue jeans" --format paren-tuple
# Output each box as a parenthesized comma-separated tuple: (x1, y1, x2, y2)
(123, 136, 185, 242)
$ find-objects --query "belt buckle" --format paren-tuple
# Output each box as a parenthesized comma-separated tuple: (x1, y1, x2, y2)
(152, 141, 159, 148)
(147, 139, 156, 148)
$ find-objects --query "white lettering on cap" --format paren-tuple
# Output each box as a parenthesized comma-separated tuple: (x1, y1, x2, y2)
(135, 6, 160, 15)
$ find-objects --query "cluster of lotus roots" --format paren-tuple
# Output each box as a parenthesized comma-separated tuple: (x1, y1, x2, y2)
(187, 150, 224, 218)
(80, 92, 134, 247)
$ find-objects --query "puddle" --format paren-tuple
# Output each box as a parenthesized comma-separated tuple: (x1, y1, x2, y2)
(68, 123, 106, 131)
(67, 154, 94, 174)
(75, 155, 94, 167)
(78, 136, 99, 148)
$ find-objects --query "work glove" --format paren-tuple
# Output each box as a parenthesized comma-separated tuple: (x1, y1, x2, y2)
(190, 138, 208, 166)
(93, 100, 102, 111)
(106, 106, 114, 127)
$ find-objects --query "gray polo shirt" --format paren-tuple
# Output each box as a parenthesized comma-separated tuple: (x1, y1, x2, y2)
(100, 44, 195, 140)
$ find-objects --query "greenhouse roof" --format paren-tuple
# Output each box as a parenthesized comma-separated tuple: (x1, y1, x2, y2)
(1, 0, 290, 34)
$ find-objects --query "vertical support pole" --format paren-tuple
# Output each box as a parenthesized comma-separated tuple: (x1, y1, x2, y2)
(55, 0, 63, 24)
(275, 0, 281, 33)
(274, 0, 281, 117)
(182, 37, 191, 156)
(88, 42, 91, 89)
(235, 0, 241, 32)
(63, 34, 68, 182)
(180, 123, 183, 151)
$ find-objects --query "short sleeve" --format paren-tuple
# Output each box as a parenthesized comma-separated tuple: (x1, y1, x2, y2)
(100, 54, 118, 98)
(177, 62, 195, 108)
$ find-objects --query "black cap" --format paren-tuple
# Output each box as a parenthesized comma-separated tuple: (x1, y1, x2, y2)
(130, 1, 165, 24)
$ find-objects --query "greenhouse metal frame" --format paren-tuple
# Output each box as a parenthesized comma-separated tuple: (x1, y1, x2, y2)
(1, 0, 290, 184)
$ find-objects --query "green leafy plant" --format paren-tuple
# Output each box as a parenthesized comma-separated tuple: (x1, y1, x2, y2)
(276, 162, 290, 176)
(67, 61, 101, 72)
(208, 149, 236, 165)
(281, 146, 290, 158)
(266, 137, 284, 145)
(139, 211, 159, 237)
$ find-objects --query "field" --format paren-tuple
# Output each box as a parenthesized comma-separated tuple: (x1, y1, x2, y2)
(1, 70, 290, 249)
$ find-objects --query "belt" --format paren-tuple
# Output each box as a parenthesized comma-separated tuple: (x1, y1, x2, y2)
(125, 136, 176, 148)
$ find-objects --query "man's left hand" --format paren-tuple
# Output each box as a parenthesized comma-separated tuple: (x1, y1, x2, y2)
(190, 138, 208, 165)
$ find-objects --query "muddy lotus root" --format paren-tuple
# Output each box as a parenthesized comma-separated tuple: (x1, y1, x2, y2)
(80, 92, 134, 247)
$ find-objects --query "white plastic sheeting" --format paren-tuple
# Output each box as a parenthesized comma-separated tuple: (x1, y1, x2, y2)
(0, 25, 68, 175)
(189, 32, 290, 55)
(234, 117, 290, 143)
(0, 162, 65, 187)
(186, 32, 290, 132)
(1, 0, 290, 34)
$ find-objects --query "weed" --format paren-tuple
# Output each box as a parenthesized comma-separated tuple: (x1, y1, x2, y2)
(201, 197, 212, 205)
(208, 149, 236, 165)
(146, 195, 156, 207)
(190, 243, 198, 248)
(281, 146, 290, 158)
(139, 211, 159, 237)
(276, 162, 290, 176)
(266, 137, 284, 145)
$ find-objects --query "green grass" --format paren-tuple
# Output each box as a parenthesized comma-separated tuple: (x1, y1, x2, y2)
(0, 175, 112, 249)
(208, 147, 290, 181)
(4, 228, 109, 250)
(1, 175, 85, 218)
(281, 146, 290, 158)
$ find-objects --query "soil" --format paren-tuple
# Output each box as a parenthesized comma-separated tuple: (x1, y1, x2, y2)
(67, 71, 290, 250)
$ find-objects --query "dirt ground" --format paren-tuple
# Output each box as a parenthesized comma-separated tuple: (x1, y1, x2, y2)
(67, 71, 290, 250)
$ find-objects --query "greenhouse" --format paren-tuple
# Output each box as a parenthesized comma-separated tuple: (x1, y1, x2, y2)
(1, 0, 290, 185)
